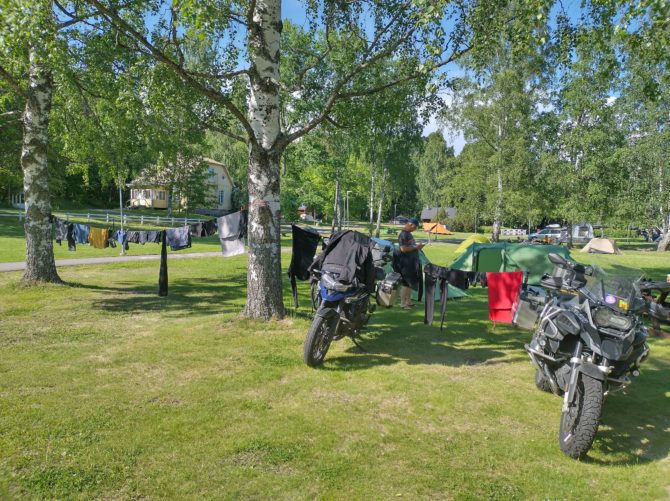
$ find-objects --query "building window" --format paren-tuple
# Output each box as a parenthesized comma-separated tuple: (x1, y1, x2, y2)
(218, 190, 225, 204)
(157, 190, 166, 201)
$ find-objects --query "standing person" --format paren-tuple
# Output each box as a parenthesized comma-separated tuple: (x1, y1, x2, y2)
(395, 217, 425, 309)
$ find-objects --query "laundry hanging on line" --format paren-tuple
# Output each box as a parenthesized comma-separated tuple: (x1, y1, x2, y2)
(217, 211, 245, 257)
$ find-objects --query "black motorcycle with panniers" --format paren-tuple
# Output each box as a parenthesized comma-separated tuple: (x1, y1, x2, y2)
(516, 253, 650, 458)
(303, 230, 400, 367)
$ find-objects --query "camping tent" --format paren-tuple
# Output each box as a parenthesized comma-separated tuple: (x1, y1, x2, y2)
(453, 234, 491, 257)
(449, 242, 572, 285)
(580, 237, 622, 255)
(422, 222, 453, 235)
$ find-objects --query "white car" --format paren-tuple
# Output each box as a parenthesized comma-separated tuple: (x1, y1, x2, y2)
(529, 228, 566, 242)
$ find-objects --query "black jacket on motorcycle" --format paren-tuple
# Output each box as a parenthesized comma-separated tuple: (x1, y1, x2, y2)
(309, 230, 376, 293)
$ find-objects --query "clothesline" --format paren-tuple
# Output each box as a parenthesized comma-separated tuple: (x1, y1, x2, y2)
(51, 210, 247, 255)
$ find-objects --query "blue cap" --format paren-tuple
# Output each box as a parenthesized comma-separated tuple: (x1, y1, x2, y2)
(409, 217, 419, 226)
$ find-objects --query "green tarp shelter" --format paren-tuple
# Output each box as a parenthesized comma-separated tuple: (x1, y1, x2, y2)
(449, 242, 572, 285)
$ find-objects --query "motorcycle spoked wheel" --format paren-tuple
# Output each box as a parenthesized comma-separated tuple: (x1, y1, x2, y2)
(304, 314, 338, 367)
(558, 373, 603, 459)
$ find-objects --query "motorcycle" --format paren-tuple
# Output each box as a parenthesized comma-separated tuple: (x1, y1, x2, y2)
(522, 253, 650, 458)
(303, 242, 396, 367)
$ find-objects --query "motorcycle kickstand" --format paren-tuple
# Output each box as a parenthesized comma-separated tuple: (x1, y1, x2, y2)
(350, 334, 369, 353)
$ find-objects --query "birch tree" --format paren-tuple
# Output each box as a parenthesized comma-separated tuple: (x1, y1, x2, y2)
(0, 1, 63, 284)
(75, 0, 555, 318)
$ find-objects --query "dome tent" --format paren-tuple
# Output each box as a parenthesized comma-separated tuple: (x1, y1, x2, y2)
(449, 242, 572, 285)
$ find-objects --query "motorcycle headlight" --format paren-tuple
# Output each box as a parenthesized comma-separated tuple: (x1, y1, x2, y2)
(594, 307, 633, 331)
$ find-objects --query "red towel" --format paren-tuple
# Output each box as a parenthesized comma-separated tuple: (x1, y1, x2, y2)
(487, 272, 523, 324)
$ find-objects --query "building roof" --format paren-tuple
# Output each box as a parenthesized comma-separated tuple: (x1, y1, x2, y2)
(420, 207, 457, 221)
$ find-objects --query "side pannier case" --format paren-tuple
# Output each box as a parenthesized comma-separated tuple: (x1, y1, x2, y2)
(376, 272, 402, 308)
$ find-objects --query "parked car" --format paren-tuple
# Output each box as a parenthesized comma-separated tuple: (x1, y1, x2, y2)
(529, 227, 567, 243)
(392, 216, 409, 225)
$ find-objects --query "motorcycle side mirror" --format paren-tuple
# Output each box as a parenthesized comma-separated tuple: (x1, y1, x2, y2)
(548, 253, 569, 267)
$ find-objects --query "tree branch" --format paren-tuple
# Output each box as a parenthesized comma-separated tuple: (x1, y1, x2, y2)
(338, 45, 471, 99)
(0, 65, 26, 97)
(0, 110, 21, 118)
(203, 122, 247, 144)
(85, 0, 256, 143)
(275, 15, 438, 151)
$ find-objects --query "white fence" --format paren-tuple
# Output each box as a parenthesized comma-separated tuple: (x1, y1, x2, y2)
(501, 228, 527, 237)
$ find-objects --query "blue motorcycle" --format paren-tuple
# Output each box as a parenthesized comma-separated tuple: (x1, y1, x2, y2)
(304, 243, 394, 367)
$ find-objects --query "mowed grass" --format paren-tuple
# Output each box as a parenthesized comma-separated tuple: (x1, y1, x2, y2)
(0, 238, 669, 499)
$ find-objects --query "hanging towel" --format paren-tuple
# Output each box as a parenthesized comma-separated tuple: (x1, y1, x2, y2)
(486, 271, 524, 324)
(88, 227, 110, 249)
(288, 224, 321, 307)
(217, 212, 245, 257)
(166, 226, 191, 251)
(146, 230, 161, 243)
(126, 231, 141, 244)
(115, 230, 129, 251)
(73, 223, 90, 244)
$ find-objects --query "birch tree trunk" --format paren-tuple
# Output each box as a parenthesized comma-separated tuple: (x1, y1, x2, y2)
(244, 0, 284, 319)
(369, 171, 375, 226)
(331, 179, 341, 234)
(20, 48, 61, 285)
(492, 166, 503, 242)
(374, 165, 387, 238)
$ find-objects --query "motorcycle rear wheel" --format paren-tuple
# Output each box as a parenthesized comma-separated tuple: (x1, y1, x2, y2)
(304, 314, 337, 367)
(559, 374, 603, 459)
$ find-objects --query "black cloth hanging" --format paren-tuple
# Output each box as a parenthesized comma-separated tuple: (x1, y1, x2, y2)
(424, 263, 450, 330)
(392, 250, 423, 301)
(287, 224, 321, 307)
(158, 230, 168, 296)
(309, 230, 376, 293)
(202, 219, 218, 236)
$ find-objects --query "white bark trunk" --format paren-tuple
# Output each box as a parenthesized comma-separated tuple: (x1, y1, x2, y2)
(331, 179, 341, 234)
(21, 48, 61, 284)
(375, 166, 387, 238)
(369, 171, 375, 226)
(244, 0, 284, 319)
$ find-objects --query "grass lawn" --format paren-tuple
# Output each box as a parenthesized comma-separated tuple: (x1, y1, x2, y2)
(0, 236, 669, 499)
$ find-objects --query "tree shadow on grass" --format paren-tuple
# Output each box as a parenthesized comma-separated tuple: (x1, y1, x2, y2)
(319, 293, 529, 370)
(85, 275, 248, 318)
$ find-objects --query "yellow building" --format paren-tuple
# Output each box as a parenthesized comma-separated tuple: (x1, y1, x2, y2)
(128, 157, 234, 211)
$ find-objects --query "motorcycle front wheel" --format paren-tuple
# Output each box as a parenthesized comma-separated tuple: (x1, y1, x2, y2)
(559, 373, 603, 459)
(304, 313, 338, 367)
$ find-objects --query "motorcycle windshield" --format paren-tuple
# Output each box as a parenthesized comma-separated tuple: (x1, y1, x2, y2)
(583, 265, 645, 313)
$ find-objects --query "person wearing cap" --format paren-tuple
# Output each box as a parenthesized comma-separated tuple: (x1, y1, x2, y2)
(396, 218, 425, 309)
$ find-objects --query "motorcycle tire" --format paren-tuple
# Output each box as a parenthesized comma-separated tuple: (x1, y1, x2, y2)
(310, 281, 321, 311)
(304, 314, 337, 367)
(558, 373, 603, 459)
(535, 368, 553, 393)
